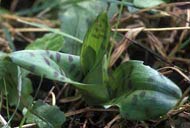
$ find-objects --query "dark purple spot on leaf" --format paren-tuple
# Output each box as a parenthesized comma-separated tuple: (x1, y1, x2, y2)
(128, 80, 132, 89)
(43, 57, 50, 66)
(148, 77, 154, 82)
(50, 54, 53, 59)
(54, 71, 59, 78)
(126, 65, 133, 78)
(56, 53, 61, 63)
(59, 68, 65, 76)
(68, 55, 73, 62)
(60, 76, 65, 81)
(29, 52, 35, 57)
(139, 91, 146, 97)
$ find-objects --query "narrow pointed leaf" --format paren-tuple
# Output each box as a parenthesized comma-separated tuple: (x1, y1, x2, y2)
(81, 12, 110, 75)
(59, 0, 107, 54)
(80, 12, 110, 85)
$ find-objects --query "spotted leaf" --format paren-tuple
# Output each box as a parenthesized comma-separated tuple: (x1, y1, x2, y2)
(8, 50, 109, 104)
(0, 53, 33, 107)
(9, 50, 83, 82)
(80, 12, 110, 85)
(25, 100, 65, 128)
(105, 60, 182, 120)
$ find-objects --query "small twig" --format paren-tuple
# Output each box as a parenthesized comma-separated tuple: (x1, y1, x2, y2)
(169, 57, 190, 64)
(56, 83, 68, 100)
(82, 119, 88, 128)
(1, 14, 54, 27)
(133, 2, 190, 16)
(10, 0, 19, 12)
(158, 66, 190, 82)
(16, 19, 83, 43)
(2, 26, 190, 33)
(104, 115, 121, 128)
(65, 107, 118, 117)
(59, 94, 81, 103)
(168, 115, 176, 128)
(125, 36, 173, 66)
(50, 92, 56, 106)
(0, 28, 54, 33)
(176, 87, 190, 107)
(155, 104, 190, 126)
(0, 114, 7, 126)
(14, 123, 36, 128)
(159, 66, 190, 110)
(109, 28, 143, 67)
(34, 75, 44, 100)
(112, 26, 190, 32)
(44, 86, 56, 105)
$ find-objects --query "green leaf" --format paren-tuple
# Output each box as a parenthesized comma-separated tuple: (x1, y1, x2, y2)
(8, 50, 109, 104)
(80, 12, 110, 85)
(17, 19, 82, 44)
(59, 0, 107, 54)
(133, 0, 169, 8)
(0, 7, 10, 15)
(106, 60, 182, 120)
(108, 90, 179, 120)
(20, 77, 33, 108)
(9, 50, 82, 82)
(16, 0, 60, 15)
(107, 2, 119, 19)
(25, 100, 65, 128)
(26, 33, 64, 51)
(0, 53, 33, 107)
(0, 60, 18, 105)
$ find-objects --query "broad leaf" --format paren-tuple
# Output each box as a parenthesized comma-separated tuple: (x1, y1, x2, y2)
(106, 60, 182, 120)
(0, 59, 33, 107)
(3, 12, 182, 121)
(25, 100, 65, 128)
(81, 12, 110, 84)
(26, 33, 64, 51)
(133, 0, 169, 8)
(0, 60, 18, 105)
(59, 0, 107, 54)
(10, 50, 82, 82)
(9, 50, 109, 104)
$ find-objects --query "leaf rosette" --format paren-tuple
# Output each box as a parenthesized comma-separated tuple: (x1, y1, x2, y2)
(1, 12, 182, 121)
